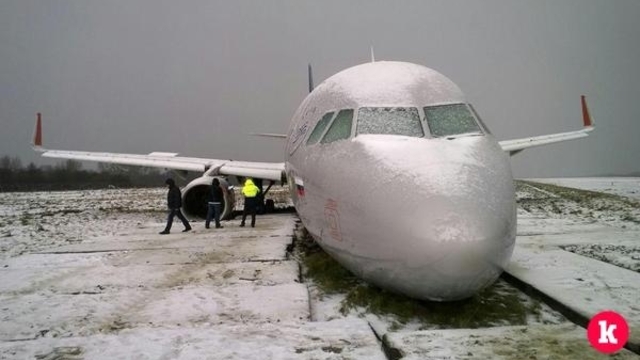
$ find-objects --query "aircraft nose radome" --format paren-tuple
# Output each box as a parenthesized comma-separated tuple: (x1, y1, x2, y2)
(397, 198, 516, 300)
(352, 135, 516, 300)
(400, 166, 515, 300)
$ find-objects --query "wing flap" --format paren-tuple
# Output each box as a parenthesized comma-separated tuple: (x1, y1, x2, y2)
(219, 161, 285, 182)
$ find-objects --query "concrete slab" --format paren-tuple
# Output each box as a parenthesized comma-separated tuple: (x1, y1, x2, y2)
(516, 229, 640, 248)
(0, 211, 387, 359)
(383, 324, 638, 359)
(0, 319, 385, 360)
(0, 261, 301, 293)
(0, 282, 310, 341)
(506, 246, 640, 353)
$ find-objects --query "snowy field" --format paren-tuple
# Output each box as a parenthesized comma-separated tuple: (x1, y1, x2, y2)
(0, 179, 639, 358)
(529, 177, 640, 200)
(0, 188, 166, 259)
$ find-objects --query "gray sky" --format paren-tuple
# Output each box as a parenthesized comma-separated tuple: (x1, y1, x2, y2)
(1, 0, 639, 177)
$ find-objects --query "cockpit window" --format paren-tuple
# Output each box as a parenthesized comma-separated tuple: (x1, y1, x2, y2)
(306, 111, 334, 145)
(468, 104, 492, 135)
(357, 107, 423, 137)
(321, 109, 354, 144)
(424, 104, 482, 138)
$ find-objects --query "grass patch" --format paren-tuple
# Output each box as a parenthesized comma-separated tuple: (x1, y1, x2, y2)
(338, 277, 538, 330)
(298, 227, 543, 330)
(518, 180, 636, 205)
(516, 180, 640, 223)
(20, 214, 32, 226)
(622, 213, 640, 224)
(303, 248, 360, 293)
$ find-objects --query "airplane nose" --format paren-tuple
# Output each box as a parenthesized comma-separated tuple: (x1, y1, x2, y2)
(353, 136, 516, 300)
(401, 191, 516, 300)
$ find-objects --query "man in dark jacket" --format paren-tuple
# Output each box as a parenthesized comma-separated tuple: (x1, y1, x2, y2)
(160, 178, 191, 234)
(205, 178, 224, 229)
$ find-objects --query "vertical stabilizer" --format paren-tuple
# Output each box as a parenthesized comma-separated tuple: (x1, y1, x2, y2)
(33, 113, 43, 148)
(308, 64, 314, 93)
(581, 95, 593, 127)
(370, 46, 376, 62)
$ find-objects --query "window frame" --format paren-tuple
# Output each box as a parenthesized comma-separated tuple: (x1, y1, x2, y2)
(306, 111, 336, 145)
(355, 106, 425, 138)
(468, 104, 492, 135)
(320, 109, 355, 144)
(422, 103, 484, 138)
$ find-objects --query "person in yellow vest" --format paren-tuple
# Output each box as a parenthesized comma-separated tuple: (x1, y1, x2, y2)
(240, 178, 260, 227)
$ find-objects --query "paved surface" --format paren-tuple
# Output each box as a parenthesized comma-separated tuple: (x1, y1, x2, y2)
(505, 229, 640, 355)
(0, 214, 385, 360)
(1, 213, 638, 359)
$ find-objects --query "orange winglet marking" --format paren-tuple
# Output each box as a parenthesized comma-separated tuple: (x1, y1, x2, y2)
(581, 95, 593, 127)
(34, 113, 43, 146)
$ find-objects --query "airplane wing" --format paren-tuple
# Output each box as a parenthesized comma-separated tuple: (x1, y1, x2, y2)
(31, 114, 286, 182)
(499, 96, 594, 156)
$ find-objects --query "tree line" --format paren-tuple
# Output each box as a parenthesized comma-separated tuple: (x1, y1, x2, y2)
(0, 155, 167, 192)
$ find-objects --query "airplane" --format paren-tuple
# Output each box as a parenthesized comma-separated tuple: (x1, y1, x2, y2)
(32, 60, 594, 301)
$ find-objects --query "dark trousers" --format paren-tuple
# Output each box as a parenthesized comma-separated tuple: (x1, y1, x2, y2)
(241, 197, 256, 227)
(205, 203, 222, 228)
(164, 208, 190, 231)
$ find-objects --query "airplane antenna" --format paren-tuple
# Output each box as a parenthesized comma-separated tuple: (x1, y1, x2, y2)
(370, 46, 376, 62)
(308, 63, 314, 93)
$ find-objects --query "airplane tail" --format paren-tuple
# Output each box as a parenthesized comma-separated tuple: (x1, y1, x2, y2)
(32, 113, 44, 151)
(251, 64, 316, 139)
(308, 63, 314, 93)
(581, 95, 594, 127)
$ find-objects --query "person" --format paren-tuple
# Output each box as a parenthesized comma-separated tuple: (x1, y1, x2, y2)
(205, 178, 224, 229)
(159, 178, 191, 234)
(240, 178, 260, 228)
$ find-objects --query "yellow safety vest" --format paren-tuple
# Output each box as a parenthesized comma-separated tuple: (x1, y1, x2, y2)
(242, 180, 259, 198)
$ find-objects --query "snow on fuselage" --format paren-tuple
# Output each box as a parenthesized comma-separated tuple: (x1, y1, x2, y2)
(284, 62, 516, 301)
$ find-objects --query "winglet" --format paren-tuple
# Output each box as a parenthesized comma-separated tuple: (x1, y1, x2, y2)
(581, 95, 593, 127)
(32, 112, 43, 150)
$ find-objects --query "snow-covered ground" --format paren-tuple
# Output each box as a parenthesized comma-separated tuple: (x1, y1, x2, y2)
(0, 179, 639, 358)
(529, 177, 640, 201)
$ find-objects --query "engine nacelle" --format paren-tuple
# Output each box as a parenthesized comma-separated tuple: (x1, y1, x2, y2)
(181, 176, 235, 220)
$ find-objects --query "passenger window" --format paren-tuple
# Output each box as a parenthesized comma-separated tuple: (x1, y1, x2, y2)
(424, 104, 482, 138)
(306, 112, 334, 145)
(321, 109, 354, 144)
(357, 107, 423, 137)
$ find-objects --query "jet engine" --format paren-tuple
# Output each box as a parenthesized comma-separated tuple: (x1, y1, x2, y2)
(181, 176, 235, 220)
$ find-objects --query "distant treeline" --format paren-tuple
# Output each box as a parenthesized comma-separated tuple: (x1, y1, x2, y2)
(0, 155, 167, 192)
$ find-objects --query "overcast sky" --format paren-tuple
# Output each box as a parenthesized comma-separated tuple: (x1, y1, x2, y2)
(1, 0, 639, 177)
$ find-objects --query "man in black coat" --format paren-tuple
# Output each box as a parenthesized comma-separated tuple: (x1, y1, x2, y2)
(205, 178, 224, 229)
(160, 178, 191, 234)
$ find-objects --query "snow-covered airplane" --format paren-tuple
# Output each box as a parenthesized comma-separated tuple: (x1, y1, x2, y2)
(32, 61, 594, 301)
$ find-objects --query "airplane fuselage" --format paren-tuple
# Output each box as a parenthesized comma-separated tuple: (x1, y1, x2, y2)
(284, 62, 516, 301)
